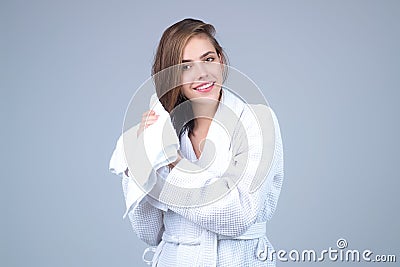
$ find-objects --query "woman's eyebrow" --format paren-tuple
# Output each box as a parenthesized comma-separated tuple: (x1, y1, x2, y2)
(182, 51, 215, 63)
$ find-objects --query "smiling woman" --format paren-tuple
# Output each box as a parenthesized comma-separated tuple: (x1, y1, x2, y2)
(152, 19, 229, 143)
(109, 18, 284, 266)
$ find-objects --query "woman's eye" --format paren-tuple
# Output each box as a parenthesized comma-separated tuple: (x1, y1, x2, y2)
(182, 64, 192, 71)
(205, 57, 214, 62)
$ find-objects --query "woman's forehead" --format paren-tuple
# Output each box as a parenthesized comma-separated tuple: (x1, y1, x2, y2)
(183, 35, 216, 60)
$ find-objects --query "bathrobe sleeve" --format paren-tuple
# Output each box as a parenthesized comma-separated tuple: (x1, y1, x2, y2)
(158, 105, 284, 237)
(121, 173, 165, 246)
(109, 129, 165, 246)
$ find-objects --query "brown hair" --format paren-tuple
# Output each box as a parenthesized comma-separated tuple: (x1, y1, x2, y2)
(152, 18, 228, 137)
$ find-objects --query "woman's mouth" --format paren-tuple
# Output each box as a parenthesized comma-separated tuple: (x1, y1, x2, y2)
(193, 82, 215, 92)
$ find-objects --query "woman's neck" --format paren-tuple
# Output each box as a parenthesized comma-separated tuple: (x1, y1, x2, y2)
(190, 100, 218, 136)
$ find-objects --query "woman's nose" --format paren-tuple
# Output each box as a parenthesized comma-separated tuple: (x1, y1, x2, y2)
(194, 62, 208, 80)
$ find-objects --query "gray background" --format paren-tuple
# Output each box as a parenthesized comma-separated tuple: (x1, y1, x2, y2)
(1, 0, 399, 266)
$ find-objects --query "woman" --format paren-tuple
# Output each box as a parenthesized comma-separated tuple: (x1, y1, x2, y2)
(110, 18, 284, 266)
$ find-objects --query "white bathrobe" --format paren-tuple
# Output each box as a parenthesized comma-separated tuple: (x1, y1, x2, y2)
(110, 88, 284, 266)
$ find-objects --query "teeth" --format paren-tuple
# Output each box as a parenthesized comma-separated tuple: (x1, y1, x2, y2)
(196, 82, 213, 90)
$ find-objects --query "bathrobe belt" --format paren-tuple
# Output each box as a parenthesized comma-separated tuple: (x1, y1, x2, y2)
(142, 221, 268, 266)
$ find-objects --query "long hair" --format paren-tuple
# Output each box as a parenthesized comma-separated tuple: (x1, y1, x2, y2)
(152, 18, 228, 137)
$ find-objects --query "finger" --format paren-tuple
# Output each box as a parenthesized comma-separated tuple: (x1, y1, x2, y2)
(142, 114, 158, 122)
(142, 110, 156, 117)
(144, 120, 157, 127)
(142, 118, 155, 124)
(144, 115, 159, 121)
(144, 113, 159, 118)
(142, 116, 159, 124)
(144, 123, 154, 128)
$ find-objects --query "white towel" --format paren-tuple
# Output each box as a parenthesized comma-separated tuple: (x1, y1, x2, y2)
(144, 93, 180, 171)
(109, 92, 179, 218)
(108, 133, 127, 177)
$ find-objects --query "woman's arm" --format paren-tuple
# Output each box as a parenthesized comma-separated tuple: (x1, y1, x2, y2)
(122, 173, 164, 246)
(158, 105, 284, 237)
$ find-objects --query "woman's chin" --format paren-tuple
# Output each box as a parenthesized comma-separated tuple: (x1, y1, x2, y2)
(190, 92, 220, 104)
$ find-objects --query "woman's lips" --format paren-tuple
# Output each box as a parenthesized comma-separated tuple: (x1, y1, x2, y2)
(193, 82, 215, 92)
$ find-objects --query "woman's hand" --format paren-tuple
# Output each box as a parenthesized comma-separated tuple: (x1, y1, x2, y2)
(137, 110, 160, 138)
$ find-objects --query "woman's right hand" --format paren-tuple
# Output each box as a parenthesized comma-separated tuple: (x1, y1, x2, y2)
(137, 110, 160, 138)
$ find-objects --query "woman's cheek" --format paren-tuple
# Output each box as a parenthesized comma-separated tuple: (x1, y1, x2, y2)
(181, 84, 192, 98)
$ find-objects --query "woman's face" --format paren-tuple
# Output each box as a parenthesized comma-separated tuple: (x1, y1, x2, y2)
(180, 34, 223, 103)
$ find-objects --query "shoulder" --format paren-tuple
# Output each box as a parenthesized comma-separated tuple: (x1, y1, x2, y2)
(247, 104, 278, 121)
(246, 104, 281, 135)
(242, 104, 283, 158)
(241, 104, 278, 129)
